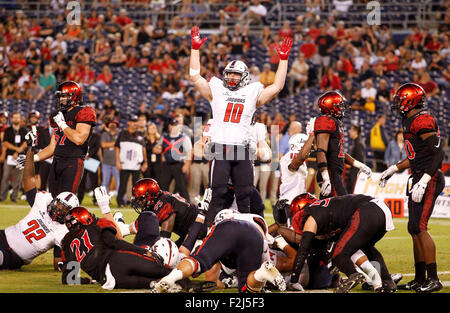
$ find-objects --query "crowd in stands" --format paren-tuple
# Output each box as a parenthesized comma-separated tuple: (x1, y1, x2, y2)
(0, 0, 449, 205)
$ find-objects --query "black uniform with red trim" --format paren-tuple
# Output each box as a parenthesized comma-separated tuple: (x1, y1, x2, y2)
(314, 114, 347, 197)
(291, 194, 393, 279)
(47, 106, 97, 197)
(402, 110, 445, 235)
(135, 191, 198, 247)
(60, 218, 169, 288)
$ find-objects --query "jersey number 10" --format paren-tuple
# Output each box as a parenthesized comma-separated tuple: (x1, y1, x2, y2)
(223, 102, 244, 123)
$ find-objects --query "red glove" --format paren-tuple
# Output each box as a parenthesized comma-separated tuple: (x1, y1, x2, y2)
(276, 37, 293, 60)
(191, 26, 207, 50)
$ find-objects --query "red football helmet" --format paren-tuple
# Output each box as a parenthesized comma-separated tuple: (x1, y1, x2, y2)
(317, 91, 347, 118)
(289, 193, 316, 218)
(131, 178, 161, 214)
(55, 81, 82, 110)
(392, 83, 426, 117)
(65, 206, 96, 231)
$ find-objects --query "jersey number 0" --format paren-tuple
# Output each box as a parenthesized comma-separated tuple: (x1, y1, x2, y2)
(223, 102, 244, 123)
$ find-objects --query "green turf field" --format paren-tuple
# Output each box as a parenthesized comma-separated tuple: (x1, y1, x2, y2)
(1, 197, 449, 293)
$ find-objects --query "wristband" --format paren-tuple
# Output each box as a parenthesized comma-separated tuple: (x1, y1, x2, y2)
(33, 154, 40, 162)
(189, 67, 200, 76)
(321, 169, 330, 182)
(353, 160, 363, 169)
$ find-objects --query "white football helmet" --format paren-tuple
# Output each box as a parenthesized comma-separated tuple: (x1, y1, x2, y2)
(288, 133, 309, 156)
(48, 192, 80, 224)
(214, 208, 240, 225)
(152, 238, 180, 268)
(223, 60, 250, 90)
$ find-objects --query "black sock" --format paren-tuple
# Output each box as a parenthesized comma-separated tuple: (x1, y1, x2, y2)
(426, 263, 438, 280)
(414, 262, 426, 283)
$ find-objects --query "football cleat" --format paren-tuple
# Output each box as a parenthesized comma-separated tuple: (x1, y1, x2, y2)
(375, 278, 397, 293)
(397, 279, 423, 291)
(362, 273, 403, 291)
(187, 281, 217, 293)
(259, 261, 286, 292)
(416, 278, 443, 293)
(334, 273, 365, 293)
(391, 273, 403, 285)
(151, 280, 173, 293)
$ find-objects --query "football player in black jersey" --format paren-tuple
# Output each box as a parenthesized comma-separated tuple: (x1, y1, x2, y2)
(33, 81, 97, 198)
(114, 178, 201, 249)
(289, 193, 396, 293)
(314, 91, 372, 199)
(379, 83, 445, 293)
(60, 206, 171, 289)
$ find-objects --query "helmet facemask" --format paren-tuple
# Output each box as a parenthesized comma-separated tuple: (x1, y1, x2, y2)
(48, 199, 72, 224)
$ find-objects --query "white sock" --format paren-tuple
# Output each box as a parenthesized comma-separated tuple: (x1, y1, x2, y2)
(164, 268, 184, 285)
(360, 261, 382, 289)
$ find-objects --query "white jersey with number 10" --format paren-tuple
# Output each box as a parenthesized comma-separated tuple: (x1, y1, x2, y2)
(208, 76, 264, 146)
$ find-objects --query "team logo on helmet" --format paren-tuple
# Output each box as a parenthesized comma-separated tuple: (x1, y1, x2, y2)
(151, 238, 181, 268)
(55, 81, 83, 111)
(48, 192, 80, 224)
(317, 91, 348, 118)
(392, 83, 426, 117)
(131, 178, 161, 214)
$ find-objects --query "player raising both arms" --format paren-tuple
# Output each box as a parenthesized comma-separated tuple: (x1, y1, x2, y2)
(189, 26, 292, 225)
(314, 91, 372, 198)
(379, 83, 445, 293)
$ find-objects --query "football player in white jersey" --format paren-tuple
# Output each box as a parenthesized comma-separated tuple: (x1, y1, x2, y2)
(189, 26, 293, 225)
(1, 129, 79, 270)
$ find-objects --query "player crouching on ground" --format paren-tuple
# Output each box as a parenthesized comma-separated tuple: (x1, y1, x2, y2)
(289, 193, 396, 293)
(151, 191, 286, 293)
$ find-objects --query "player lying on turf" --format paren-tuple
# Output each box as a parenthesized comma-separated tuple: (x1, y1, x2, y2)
(151, 194, 286, 293)
(1, 128, 79, 271)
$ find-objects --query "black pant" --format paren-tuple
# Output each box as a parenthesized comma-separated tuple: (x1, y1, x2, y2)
(48, 157, 84, 198)
(108, 250, 170, 289)
(117, 169, 141, 207)
(159, 162, 190, 201)
(0, 230, 24, 270)
(36, 161, 51, 191)
(207, 145, 254, 226)
(77, 168, 99, 205)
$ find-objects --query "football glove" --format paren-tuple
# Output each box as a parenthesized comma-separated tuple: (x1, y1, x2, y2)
(190, 26, 207, 50)
(379, 164, 399, 188)
(15, 154, 26, 170)
(306, 117, 316, 136)
(320, 170, 332, 197)
(272, 235, 289, 251)
(353, 160, 372, 177)
(411, 174, 431, 203)
(94, 186, 111, 214)
(53, 111, 68, 131)
(276, 37, 293, 60)
(195, 188, 212, 216)
(25, 126, 37, 148)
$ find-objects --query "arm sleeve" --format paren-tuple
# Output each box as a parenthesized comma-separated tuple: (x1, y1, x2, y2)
(101, 228, 148, 254)
(25, 187, 38, 207)
(290, 231, 315, 283)
(423, 134, 444, 177)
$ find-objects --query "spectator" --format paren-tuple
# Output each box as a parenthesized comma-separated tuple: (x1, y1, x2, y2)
(85, 91, 99, 116)
(259, 63, 276, 88)
(159, 117, 192, 201)
(161, 84, 184, 101)
(79, 63, 96, 87)
(26, 79, 45, 102)
(115, 114, 147, 207)
(288, 54, 309, 93)
(278, 21, 293, 38)
(345, 124, 366, 194)
(189, 123, 210, 201)
(315, 23, 337, 77)
(249, 65, 261, 83)
(144, 122, 163, 182)
(384, 129, 406, 168)
(50, 33, 67, 56)
(39, 64, 56, 92)
(94, 65, 113, 88)
(376, 79, 391, 107)
(299, 34, 318, 61)
(341, 79, 354, 101)
(418, 72, 440, 97)
(369, 114, 388, 172)
(360, 79, 377, 112)
(101, 119, 120, 196)
(241, 0, 267, 26)
(410, 52, 427, 71)
(66, 63, 82, 82)
(99, 98, 119, 122)
(320, 67, 342, 91)
(109, 45, 127, 67)
(0, 112, 27, 202)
